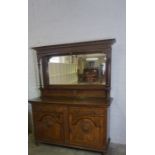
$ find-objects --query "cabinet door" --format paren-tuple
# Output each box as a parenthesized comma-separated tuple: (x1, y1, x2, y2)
(69, 107, 107, 149)
(33, 104, 66, 144)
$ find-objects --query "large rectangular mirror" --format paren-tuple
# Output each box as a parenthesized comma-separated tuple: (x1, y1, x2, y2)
(48, 53, 107, 85)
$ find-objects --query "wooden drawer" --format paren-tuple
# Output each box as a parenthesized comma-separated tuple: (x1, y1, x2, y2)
(69, 107, 106, 116)
(32, 103, 65, 112)
(41, 89, 107, 98)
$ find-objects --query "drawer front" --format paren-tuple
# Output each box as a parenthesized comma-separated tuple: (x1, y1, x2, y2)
(32, 103, 65, 112)
(41, 89, 107, 98)
(69, 107, 106, 116)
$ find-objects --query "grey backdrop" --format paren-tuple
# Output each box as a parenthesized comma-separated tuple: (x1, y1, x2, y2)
(28, 0, 126, 144)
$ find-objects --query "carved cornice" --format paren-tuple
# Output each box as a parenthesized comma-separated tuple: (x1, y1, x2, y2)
(32, 39, 116, 58)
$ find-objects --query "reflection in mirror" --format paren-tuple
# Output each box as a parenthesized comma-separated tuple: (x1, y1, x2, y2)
(48, 54, 106, 85)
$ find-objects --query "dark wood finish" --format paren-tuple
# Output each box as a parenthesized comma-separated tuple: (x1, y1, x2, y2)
(32, 39, 115, 56)
(32, 105, 66, 143)
(69, 107, 107, 149)
(29, 39, 116, 155)
(32, 39, 115, 88)
(29, 97, 112, 106)
(41, 88, 107, 98)
(30, 100, 110, 154)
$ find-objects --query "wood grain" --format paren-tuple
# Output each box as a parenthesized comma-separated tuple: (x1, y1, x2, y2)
(29, 39, 116, 155)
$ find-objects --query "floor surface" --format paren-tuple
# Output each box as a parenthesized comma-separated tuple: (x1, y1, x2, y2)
(28, 134, 126, 155)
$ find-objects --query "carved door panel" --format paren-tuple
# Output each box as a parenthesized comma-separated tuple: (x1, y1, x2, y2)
(33, 105, 66, 143)
(69, 107, 106, 149)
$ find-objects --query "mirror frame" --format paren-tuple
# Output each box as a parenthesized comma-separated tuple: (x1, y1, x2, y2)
(32, 39, 115, 90)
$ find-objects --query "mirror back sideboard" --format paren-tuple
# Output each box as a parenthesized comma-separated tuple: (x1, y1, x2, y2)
(29, 39, 116, 155)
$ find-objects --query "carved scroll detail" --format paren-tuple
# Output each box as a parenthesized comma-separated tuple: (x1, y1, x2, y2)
(38, 112, 63, 126)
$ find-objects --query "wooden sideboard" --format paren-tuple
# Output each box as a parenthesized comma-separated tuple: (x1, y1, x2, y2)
(29, 39, 116, 155)
(30, 97, 112, 153)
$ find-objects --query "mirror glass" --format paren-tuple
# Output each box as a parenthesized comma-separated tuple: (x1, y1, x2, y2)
(48, 53, 107, 85)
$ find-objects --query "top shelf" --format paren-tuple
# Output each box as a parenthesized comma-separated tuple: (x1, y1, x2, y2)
(32, 39, 116, 51)
(32, 39, 116, 58)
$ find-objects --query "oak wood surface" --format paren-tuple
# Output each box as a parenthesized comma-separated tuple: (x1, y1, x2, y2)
(29, 39, 115, 155)
(31, 103, 110, 151)
(29, 97, 112, 106)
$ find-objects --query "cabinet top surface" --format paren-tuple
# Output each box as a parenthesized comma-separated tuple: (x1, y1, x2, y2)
(29, 97, 112, 107)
